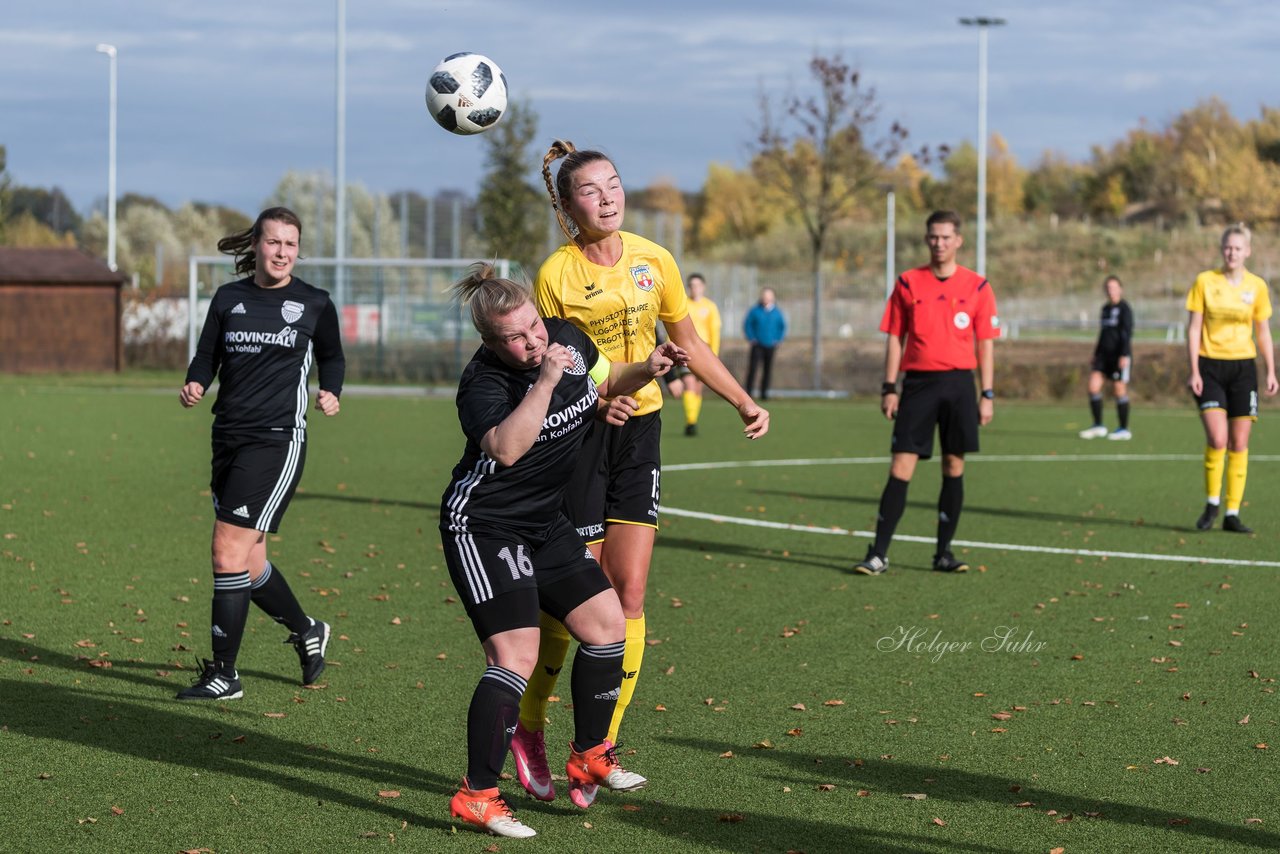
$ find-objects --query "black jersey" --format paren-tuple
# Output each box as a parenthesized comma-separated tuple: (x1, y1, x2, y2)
(1095, 300, 1134, 357)
(442, 318, 602, 536)
(186, 276, 345, 441)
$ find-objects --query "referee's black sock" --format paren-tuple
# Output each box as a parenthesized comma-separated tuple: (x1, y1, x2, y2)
(571, 640, 625, 751)
(210, 571, 252, 670)
(1089, 394, 1103, 427)
(936, 474, 964, 555)
(250, 560, 311, 634)
(1116, 397, 1130, 431)
(466, 666, 526, 790)
(873, 476, 910, 557)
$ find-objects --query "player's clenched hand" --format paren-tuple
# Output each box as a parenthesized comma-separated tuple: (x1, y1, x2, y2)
(646, 341, 688, 377)
(881, 392, 899, 420)
(538, 343, 573, 385)
(738, 400, 769, 439)
(179, 381, 205, 408)
(315, 389, 341, 416)
(602, 395, 639, 426)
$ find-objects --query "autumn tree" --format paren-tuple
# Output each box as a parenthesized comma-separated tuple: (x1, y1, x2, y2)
(694, 163, 778, 258)
(476, 98, 544, 273)
(752, 54, 911, 389)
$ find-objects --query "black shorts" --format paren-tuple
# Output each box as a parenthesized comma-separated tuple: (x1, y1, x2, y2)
(1195, 356, 1258, 420)
(1090, 348, 1131, 383)
(211, 435, 306, 533)
(441, 514, 613, 642)
(891, 370, 980, 460)
(562, 412, 663, 542)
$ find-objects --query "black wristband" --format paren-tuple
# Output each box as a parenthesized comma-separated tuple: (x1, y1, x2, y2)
(881, 382, 898, 396)
(981, 388, 995, 400)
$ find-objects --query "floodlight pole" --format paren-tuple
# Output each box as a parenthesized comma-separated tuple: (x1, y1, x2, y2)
(958, 16, 1005, 278)
(96, 43, 118, 272)
(885, 189, 896, 300)
(334, 0, 347, 306)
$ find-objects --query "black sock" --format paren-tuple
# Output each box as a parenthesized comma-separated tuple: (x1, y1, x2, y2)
(872, 476, 910, 557)
(936, 474, 964, 555)
(250, 561, 311, 634)
(1089, 394, 1103, 426)
(210, 571, 252, 670)
(1117, 397, 1130, 430)
(571, 641, 625, 750)
(466, 666, 526, 790)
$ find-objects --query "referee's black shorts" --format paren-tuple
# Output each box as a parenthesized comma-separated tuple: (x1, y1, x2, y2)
(211, 435, 306, 533)
(891, 370, 980, 460)
(1194, 356, 1258, 420)
(561, 411, 663, 543)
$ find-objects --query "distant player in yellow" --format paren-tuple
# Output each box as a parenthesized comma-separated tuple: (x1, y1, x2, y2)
(1186, 223, 1277, 533)
(678, 273, 721, 436)
(509, 140, 769, 809)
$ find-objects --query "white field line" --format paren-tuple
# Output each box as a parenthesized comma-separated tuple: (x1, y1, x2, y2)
(661, 455, 1280, 568)
(666, 454, 1280, 472)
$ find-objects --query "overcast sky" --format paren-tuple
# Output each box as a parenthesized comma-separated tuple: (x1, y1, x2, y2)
(3, 1, 1278, 217)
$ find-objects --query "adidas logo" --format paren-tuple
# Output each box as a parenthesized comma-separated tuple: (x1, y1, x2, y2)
(466, 800, 487, 820)
(231, 302, 247, 314)
(233, 505, 250, 519)
(211, 624, 228, 638)
(594, 687, 620, 701)
(457, 94, 474, 108)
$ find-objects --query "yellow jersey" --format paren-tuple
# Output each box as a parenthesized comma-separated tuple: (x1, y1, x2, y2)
(687, 296, 722, 355)
(1185, 269, 1273, 360)
(535, 231, 689, 416)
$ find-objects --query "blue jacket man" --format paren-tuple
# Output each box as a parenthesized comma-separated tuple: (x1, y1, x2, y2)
(743, 288, 786, 399)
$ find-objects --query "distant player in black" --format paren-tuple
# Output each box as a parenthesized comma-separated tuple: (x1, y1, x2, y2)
(1079, 276, 1135, 440)
(176, 207, 344, 701)
(443, 264, 685, 838)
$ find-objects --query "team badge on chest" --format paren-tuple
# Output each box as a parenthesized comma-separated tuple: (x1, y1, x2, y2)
(953, 311, 971, 330)
(282, 300, 305, 323)
(630, 265, 655, 292)
(564, 345, 588, 376)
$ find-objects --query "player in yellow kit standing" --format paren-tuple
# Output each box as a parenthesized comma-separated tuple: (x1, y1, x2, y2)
(1186, 223, 1277, 533)
(678, 272, 722, 436)
(509, 140, 769, 809)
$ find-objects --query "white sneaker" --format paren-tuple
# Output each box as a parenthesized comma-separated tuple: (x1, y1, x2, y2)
(1079, 425, 1108, 439)
(1107, 429, 1132, 441)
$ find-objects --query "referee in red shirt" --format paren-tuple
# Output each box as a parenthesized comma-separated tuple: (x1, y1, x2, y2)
(853, 210, 998, 575)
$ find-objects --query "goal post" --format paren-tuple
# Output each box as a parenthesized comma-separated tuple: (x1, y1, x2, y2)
(187, 255, 513, 382)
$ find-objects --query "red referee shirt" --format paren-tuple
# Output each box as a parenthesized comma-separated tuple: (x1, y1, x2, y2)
(879, 265, 999, 371)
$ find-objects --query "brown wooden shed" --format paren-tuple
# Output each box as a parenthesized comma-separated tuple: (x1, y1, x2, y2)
(0, 248, 127, 372)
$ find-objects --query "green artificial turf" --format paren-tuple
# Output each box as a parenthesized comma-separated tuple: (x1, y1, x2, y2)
(1, 375, 1277, 853)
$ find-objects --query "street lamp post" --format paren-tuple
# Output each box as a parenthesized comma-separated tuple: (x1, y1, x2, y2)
(96, 43, 118, 272)
(958, 16, 1005, 278)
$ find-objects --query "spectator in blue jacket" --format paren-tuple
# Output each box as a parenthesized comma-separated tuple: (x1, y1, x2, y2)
(743, 287, 787, 400)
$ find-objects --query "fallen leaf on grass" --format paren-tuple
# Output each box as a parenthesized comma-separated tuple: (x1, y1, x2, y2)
(1245, 818, 1263, 825)
(1238, 715, 1250, 725)
(719, 751, 734, 759)
(1012, 801, 1035, 808)
(37, 773, 52, 780)
(1051, 848, 1065, 854)
(823, 699, 845, 706)
(857, 789, 870, 797)
(786, 728, 803, 737)
(816, 784, 836, 792)
(1154, 756, 1179, 765)
(902, 793, 927, 800)
(790, 703, 806, 711)
(752, 739, 775, 749)
(1168, 818, 1190, 826)
(621, 804, 641, 812)
(110, 806, 124, 816)
(377, 790, 400, 799)
(654, 704, 667, 712)
(992, 712, 1013, 721)
(1256, 744, 1269, 750)
(263, 712, 286, 719)
(718, 813, 745, 823)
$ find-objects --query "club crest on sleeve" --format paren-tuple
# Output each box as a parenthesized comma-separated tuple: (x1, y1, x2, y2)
(629, 265, 655, 292)
(564, 345, 587, 376)
(282, 300, 305, 323)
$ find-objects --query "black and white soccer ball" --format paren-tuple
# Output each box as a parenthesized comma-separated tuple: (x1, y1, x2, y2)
(425, 52, 508, 135)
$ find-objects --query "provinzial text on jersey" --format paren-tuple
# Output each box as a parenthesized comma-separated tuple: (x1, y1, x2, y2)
(224, 327, 300, 352)
(535, 386, 599, 443)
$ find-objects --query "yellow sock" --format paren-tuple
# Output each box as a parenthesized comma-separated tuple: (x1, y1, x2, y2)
(1225, 449, 1248, 513)
(518, 613, 571, 731)
(607, 614, 646, 744)
(1204, 446, 1225, 502)
(682, 390, 702, 426)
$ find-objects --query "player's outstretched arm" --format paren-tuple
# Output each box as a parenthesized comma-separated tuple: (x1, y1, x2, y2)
(666, 315, 769, 439)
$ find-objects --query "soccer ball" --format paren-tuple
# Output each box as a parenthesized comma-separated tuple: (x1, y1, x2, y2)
(425, 52, 508, 135)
